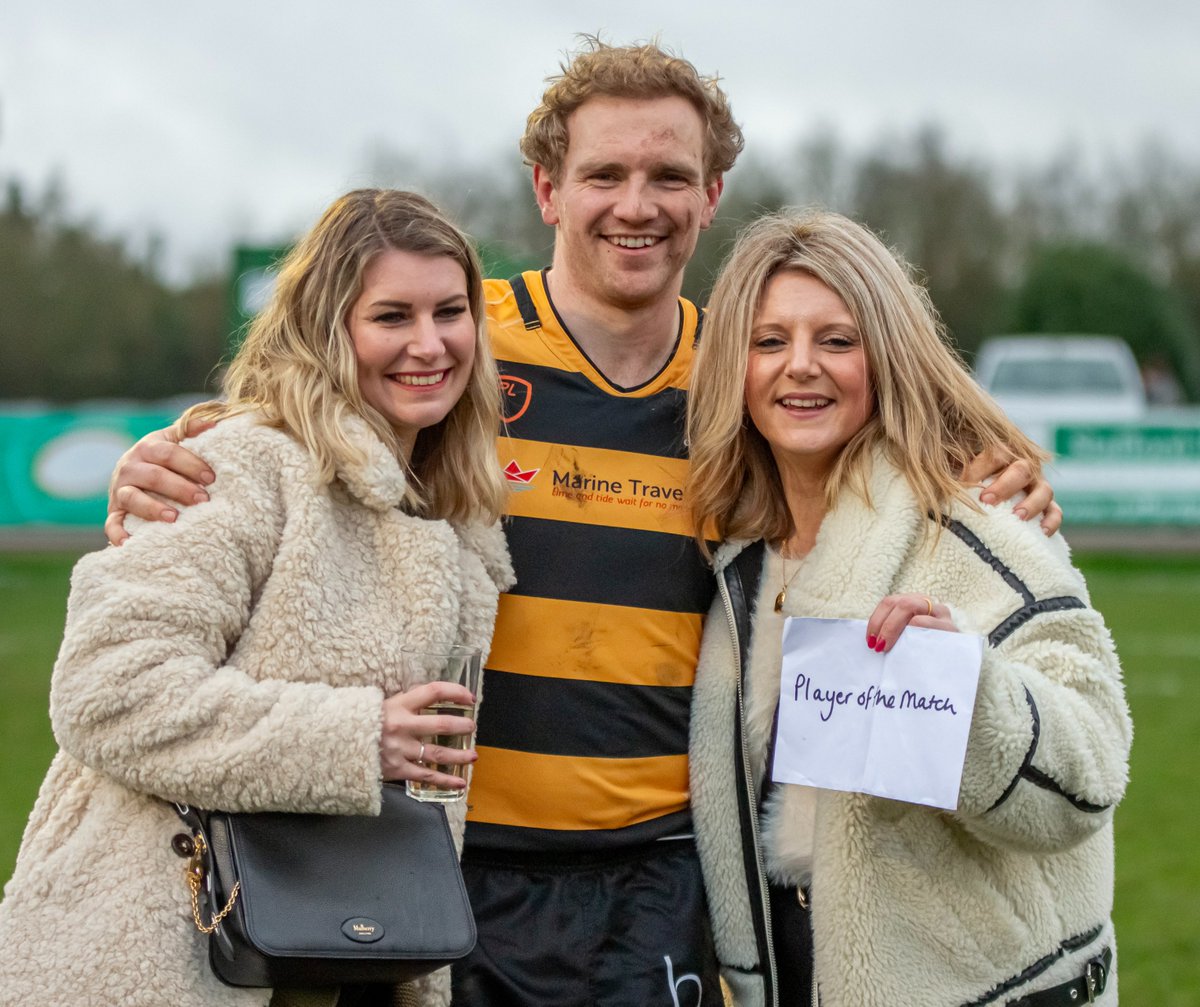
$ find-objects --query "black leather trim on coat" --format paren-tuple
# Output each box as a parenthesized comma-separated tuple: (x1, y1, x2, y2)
(989, 597, 1088, 649)
(727, 542, 764, 670)
(936, 516, 1107, 815)
(1021, 765, 1110, 814)
(986, 687, 1041, 813)
(722, 541, 774, 1007)
(936, 517, 1088, 647)
(938, 516, 1035, 604)
(962, 924, 1105, 1006)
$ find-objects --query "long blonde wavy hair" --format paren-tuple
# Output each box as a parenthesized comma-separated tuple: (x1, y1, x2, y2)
(687, 208, 1045, 553)
(181, 189, 505, 524)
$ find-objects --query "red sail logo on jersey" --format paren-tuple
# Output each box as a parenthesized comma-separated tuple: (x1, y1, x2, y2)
(503, 460, 539, 491)
(500, 376, 532, 423)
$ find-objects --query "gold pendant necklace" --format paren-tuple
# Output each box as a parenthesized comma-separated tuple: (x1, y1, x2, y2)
(774, 551, 803, 613)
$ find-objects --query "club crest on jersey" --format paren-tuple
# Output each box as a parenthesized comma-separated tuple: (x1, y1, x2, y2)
(503, 460, 539, 491)
(500, 375, 532, 423)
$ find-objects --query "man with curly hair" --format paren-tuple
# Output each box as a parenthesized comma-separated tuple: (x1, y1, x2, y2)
(451, 38, 743, 1006)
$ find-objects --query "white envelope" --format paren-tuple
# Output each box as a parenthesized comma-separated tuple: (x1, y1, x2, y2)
(772, 617, 983, 810)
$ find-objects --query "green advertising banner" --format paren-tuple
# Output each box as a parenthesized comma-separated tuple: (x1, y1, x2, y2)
(1054, 425, 1200, 463)
(5, 413, 1200, 529)
(1048, 420, 1200, 526)
(1051, 492, 1200, 525)
(0, 406, 181, 527)
(228, 245, 290, 352)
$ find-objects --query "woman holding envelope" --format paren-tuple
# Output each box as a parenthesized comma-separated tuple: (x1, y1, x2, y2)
(686, 210, 1130, 1007)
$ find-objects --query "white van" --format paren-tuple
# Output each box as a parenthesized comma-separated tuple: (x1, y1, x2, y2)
(974, 335, 1200, 524)
(974, 335, 1145, 447)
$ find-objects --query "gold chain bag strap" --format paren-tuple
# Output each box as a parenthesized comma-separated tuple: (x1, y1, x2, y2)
(174, 784, 475, 988)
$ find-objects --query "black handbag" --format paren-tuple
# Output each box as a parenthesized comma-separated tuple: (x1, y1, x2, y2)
(175, 783, 476, 988)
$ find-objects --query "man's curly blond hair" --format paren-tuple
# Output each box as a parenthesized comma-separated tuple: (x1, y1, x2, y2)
(520, 36, 744, 184)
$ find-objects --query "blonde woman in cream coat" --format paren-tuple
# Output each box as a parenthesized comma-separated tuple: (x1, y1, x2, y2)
(0, 190, 512, 1007)
(685, 210, 1130, 1007)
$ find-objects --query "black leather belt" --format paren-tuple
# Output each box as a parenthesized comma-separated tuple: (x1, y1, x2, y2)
(1009, 946, 1113, 1006)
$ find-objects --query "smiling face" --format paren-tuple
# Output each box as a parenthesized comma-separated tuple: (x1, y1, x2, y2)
(348, 248, 476, 460)
(744, 269, 874, 484)
(533, 94, 722, 313)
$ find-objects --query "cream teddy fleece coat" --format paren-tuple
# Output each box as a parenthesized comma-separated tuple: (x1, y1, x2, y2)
(690, 458, 1130, 1007)
(0, 414, 513, 1007)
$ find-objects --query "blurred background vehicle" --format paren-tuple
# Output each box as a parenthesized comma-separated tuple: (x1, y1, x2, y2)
(974, 334, 1200, 525)
(976, 335, 1146, 440)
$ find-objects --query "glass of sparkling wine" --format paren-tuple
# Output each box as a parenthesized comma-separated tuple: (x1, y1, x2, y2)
(403, 645, 482, 803)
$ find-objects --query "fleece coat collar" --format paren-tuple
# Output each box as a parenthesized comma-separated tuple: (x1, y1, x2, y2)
(333, 414, 412, 512)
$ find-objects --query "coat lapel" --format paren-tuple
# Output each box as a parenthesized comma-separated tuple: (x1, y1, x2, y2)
(333, 415, 410, 512)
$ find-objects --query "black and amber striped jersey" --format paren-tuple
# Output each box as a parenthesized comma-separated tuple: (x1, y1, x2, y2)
(463, 270, 714, 852)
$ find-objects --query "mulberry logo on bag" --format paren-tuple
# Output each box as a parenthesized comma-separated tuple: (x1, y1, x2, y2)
(342, 918, 384, 943)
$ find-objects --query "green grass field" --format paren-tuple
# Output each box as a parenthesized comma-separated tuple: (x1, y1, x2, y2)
(1, 548, 1196, 1001)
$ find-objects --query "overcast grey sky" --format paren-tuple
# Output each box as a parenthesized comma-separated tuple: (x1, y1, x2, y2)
(3, 1, 1198, 280)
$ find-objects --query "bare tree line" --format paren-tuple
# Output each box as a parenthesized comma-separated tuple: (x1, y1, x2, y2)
(4, 126, 1199, 401)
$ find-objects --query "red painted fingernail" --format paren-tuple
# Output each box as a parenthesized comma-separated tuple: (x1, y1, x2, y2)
(866, 635, 877, 649)
(874, 639, 886, 652)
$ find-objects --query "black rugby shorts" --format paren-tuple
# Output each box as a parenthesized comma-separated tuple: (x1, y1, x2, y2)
(451, 838, 723, 1007)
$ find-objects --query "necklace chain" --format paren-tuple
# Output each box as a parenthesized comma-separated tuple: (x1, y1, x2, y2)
(774, 544, 804, 614)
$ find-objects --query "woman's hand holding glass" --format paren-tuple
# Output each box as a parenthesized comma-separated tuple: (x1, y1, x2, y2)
(379, 681, 477, 792)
